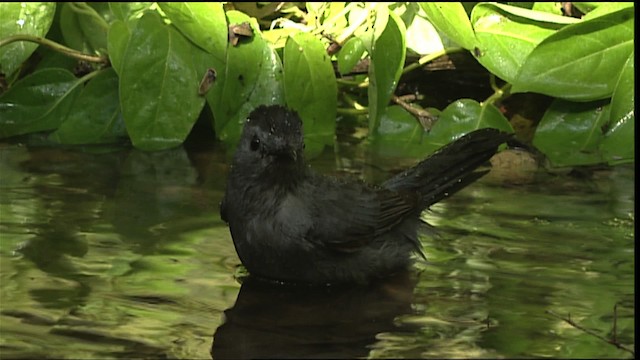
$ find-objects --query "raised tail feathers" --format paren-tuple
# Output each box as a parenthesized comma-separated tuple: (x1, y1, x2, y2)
(382, 128, 512, 209)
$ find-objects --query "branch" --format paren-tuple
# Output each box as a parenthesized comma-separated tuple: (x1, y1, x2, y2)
(392, 94, 437, 130)
(0, 35, 108, 65)
(546, 309, 635, 357)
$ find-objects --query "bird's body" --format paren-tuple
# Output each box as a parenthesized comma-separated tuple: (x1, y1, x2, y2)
(221, 105, 511, 285)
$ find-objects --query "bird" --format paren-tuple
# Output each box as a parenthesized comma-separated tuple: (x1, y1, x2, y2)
(220, 104, 511, 285)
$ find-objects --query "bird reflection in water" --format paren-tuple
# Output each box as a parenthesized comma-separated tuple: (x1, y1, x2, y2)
(211, 271, 418, 359)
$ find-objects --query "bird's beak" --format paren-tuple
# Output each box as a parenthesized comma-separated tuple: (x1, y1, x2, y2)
(269, 146, 297, 161)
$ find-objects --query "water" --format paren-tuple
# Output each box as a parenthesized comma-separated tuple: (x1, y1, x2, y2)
(0, 141, 634, 359)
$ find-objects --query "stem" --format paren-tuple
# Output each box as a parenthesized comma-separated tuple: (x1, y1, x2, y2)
(0, 35, 108, 64)
(339, 92, 368, 116)
(402, 47, 465, 75)
(484, 82, 512, 105)
(489, 73, 501, 92)
(332, 3, 372, 45)
(336, 78, 365, 87)
(341, 92, 367, 110)
(350, 47, 466, 89)
(337, 107, 369, 116)
(76, 67, 104, 83)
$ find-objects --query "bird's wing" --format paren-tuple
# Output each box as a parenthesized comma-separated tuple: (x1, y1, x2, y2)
(303, 176, 418, 253)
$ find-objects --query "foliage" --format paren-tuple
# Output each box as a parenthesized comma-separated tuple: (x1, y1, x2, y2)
(0, 2, 634, 166)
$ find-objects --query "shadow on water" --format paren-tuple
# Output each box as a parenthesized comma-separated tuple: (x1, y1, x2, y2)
(212, 272, 418, 359)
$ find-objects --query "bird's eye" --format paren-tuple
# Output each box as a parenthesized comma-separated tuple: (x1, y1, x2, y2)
(250, 136, 260, 151)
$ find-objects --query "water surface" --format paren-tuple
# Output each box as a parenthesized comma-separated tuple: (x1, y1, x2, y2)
(0, 141, 634, 359)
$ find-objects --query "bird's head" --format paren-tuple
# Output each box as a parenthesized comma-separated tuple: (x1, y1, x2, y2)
(234, 105, 306, 178)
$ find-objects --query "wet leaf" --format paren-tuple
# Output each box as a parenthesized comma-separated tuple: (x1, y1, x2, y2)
(600, 51, 634, 164)
(50, 68, 126, 144)
(533, 99, 610, 167)
(77, 3, 110, 52)
(371, 105, 437, 159)
(368, 9, 406, 132)
(427, 99, 514, 151)
(581, 2, 634, 20)
(32, 47, 78, 74)
(284, 32, 337, 158)
(531, 2, 563, 16)
(403, 9, 447, 56)
(119, 12, 209, 150)
(206, 11, 284, 150)
(373, 100, 512, 159)
(159, 2, 227, 63)
(337, 37, 365, 75)
(59, 2, 87, 51)
(471, 3, 566, 83)
(512, 7, 634, 101)
(60, 3, 109, 54)
(107, 19, 131, 75)
(0, 2, 56, 77)
(484, 3, 579, 24)
(420, 2, 476, 50)
(0, 68, 81, 138)
(109, 2, 151, 22)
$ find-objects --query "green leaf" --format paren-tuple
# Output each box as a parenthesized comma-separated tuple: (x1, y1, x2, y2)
(371, 105, 438, 159)
(0, 68, 81, 138)
(0, 2, 56, 77)
(119, 12, 209, 150)
(109, 2, 151, 22)
(420, 2, 476, 50)
(76, 3, 110, 52)
(403, 5, 448, 55)
(158, 2, 227, 63)
(60, 3, 109, 54)
(533, 99, 610, 167)
(580, 2, 634, 20)
(206, 11, 284, 149)
(59, 2, 87, 51)
(600, 51, 634, 164)
(609, 51, 635, 130)
(356, 4, 388, 53)
(470, 2, 566, 83)
(372, 100, 512, 160)
(571, 2, 600, 14)
(107, 20, 131, 75)
(337, 36, 365, 75)
(368, 9, 406, 133)
(50, 68, 126, 144)
(512, 7, 634, 101)
(531, 2, 563, 16)
(284, 32, 337, 158)
(33, 47, 78, 74)
(487, 3, 579, 24)
(427, 99, 514, 151)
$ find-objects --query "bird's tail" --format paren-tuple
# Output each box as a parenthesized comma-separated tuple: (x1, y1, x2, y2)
(382, 128, 512, 209)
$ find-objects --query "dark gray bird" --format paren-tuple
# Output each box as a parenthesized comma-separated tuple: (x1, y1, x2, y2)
(221, 105, 511, 285)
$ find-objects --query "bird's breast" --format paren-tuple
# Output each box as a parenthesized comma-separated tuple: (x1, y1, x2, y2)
(275, 193, 313, 241)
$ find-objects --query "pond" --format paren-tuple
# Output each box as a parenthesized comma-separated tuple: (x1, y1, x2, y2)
(0, 138, 634, 359)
